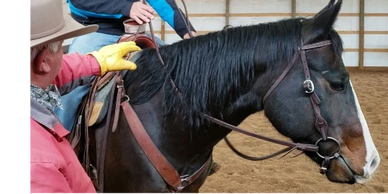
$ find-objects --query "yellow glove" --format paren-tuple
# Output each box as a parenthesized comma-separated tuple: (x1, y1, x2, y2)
(89, 41, 141, 75)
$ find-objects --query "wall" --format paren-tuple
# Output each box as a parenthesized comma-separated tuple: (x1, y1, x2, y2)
(165, 0, 388, 68)
(62, 0, 388, 68)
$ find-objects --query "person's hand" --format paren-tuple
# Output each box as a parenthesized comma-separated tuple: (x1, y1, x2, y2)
(183, 31, 197, 39)
(89, 41, 141, 75)
(130, 2, 155, 24)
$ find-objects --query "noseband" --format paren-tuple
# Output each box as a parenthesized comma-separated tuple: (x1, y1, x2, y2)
(262, 39, 341, 173)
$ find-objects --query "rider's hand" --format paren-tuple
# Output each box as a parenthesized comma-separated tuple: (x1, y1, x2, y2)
(130, 2, 155, 25)
(89, 41, 141, 75)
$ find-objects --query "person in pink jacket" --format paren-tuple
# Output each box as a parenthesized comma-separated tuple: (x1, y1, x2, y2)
(30, 0, 140, 192)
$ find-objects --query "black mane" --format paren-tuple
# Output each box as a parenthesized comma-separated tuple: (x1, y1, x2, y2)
(123, 17, 343, 127)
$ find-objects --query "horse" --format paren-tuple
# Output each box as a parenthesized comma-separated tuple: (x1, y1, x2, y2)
(72, 0, 381, 192)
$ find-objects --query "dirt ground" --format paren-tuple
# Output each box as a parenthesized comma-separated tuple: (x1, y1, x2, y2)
(200, 71, 388, 193)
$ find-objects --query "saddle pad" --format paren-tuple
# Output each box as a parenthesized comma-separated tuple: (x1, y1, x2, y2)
(88, 76, 115, 126)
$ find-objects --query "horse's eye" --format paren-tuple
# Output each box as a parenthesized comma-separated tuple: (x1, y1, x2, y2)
(330, 81, 345, 91)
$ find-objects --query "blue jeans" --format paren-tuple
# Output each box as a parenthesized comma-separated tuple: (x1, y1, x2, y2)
(56, 32, 166, 131)
(145, 32, 166, 46)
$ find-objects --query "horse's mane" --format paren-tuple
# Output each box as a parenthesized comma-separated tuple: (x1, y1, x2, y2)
(123, 17, 343, 127)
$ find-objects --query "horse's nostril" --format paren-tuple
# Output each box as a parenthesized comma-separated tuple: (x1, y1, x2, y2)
(370, 155, 380, 171)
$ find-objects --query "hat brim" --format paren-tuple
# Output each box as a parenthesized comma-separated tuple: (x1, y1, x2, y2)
(31, 13, 98, 48)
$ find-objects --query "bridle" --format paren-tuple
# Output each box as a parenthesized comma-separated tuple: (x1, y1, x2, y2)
(221, 39, 342, 174)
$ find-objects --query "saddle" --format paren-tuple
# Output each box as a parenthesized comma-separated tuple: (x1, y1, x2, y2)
(89, 36, 156, 125)
(67, 33, 157, 191)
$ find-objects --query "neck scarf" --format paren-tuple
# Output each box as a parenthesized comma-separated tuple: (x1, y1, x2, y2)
(30, 84, 63, 112)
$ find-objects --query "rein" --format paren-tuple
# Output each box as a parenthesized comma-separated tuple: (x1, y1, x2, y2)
(144, 7, 340, 173)
(148, 33, 341, 174)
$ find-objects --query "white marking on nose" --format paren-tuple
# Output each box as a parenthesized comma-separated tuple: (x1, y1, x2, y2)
(350, 81, 381, 183)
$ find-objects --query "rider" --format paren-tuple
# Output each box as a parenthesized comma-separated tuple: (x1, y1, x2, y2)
(30, 0, 141, 192)
(67, 0, 197, 50)
(57, 0, 197, 131)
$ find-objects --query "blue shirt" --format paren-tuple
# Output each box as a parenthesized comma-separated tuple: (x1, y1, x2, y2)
(67, 0, 195, 38)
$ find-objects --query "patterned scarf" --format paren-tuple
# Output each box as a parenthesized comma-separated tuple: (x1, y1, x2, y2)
(30, 84, 63, 112)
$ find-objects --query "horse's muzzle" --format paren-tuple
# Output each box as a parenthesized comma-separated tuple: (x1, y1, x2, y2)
(326, 155, 357, 184)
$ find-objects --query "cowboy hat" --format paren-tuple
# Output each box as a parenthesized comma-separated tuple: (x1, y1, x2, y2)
(31, 0, 98, 48)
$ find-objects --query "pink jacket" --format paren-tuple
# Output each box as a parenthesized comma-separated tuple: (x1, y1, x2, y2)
(31, 53, 100, 193)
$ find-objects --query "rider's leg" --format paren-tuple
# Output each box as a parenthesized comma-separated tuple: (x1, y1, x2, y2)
(145, 32, 167, 46)
(68, 32, 121, 54)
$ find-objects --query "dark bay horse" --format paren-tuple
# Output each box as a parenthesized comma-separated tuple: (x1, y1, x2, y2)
(81, 0, 381, 192)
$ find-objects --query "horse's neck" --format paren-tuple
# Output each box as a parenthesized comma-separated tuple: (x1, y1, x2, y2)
(124, 54, 266, 157)
(128, 88, 223, 158)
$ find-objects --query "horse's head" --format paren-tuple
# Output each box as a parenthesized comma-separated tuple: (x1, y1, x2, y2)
(262, 0, 380, 184)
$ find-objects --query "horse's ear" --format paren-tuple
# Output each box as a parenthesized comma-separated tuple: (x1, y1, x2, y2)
(303, 0, 342, 43)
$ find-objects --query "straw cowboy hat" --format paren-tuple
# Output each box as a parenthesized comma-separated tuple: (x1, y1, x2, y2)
(31, 0, 98, 47)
